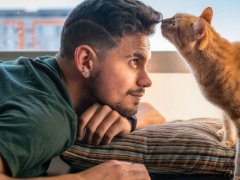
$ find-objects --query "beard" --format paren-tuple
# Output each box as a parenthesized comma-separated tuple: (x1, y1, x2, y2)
(87, 71, 139, 117)
(113, 102, 138, 117)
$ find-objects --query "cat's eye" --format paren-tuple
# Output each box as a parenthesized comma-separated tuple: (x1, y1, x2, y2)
(171, 19, 177, 27)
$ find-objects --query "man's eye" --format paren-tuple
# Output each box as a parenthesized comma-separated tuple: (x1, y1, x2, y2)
(129, 59, 139, 67)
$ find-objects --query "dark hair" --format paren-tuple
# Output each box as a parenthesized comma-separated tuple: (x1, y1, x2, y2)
(60, 0, 162, 60)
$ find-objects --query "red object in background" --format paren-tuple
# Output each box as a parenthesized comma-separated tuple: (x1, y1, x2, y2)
(2, 20, 25, 50)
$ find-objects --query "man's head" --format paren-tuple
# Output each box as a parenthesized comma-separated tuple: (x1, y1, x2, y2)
(58, 0, 162, 117)
(60, 0, 162, 60)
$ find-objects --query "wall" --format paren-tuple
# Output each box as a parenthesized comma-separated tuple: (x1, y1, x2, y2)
(142, 73, 222, 122)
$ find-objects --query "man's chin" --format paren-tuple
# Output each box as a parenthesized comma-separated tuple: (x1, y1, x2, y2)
(97, 98, 139, 117)
(114, 103, 138, 117)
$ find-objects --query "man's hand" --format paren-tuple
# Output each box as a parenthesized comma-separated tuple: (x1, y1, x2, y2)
(78, 160, 150, 180)
(77, 103, 132, 145)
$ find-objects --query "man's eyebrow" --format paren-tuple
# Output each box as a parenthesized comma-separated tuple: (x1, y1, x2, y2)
(124, 52, 149, 61)
(134, 52, 145, 60)
(134, 52, 152, 62)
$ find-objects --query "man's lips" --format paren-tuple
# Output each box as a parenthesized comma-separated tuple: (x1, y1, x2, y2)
(130, 92, 144, 98)
(128, 88, 145, 98)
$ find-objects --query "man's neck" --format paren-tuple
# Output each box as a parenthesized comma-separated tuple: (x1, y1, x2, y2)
(56, 56, 91, 113)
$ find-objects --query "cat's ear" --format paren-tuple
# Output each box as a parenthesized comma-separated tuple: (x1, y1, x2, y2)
(193, 19, 208, 50)
(199, 7, 213, 24)
(193, 18, 206, 40)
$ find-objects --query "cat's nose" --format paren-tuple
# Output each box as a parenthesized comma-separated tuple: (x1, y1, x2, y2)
(161, 18, 170, 24)
(161, 19, 170, 28)
(162, 19, 167, 22)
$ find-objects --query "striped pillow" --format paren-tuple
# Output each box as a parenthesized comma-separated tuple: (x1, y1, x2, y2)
(61, 118, 235, 176)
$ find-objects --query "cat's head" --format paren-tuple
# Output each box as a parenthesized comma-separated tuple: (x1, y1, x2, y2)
(161, 7, 213, 51)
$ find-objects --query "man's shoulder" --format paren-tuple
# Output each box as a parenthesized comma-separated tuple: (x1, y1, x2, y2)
(0, 55, 72, 109)
(0, 92, 76, 121)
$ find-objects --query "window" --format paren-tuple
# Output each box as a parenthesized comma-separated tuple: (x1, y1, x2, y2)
(0, 0, 79, 51)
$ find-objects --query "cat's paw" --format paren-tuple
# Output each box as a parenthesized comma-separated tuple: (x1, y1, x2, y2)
(220, 140, 235, 149)
(217, 128, 224, 138)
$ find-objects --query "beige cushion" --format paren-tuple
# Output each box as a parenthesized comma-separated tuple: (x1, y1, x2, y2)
(61, 118, 234, 176)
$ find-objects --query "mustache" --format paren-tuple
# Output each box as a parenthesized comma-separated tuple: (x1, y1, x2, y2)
(127, 88, 145, 94)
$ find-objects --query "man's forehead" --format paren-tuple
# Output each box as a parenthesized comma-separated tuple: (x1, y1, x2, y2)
(120, 34, 150, 54)
(126, 34, 149, 45)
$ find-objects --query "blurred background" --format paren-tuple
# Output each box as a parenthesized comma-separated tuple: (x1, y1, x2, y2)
(0, 0, 239, 51)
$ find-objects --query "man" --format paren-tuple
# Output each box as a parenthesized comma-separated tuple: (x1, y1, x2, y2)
(0, 0, 162, 179)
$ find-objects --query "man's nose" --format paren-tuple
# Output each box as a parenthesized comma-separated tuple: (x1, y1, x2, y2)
(136, 70, 152, 88)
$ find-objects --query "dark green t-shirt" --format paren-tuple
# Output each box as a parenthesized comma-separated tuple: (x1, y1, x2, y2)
(0, 56, 77, 177)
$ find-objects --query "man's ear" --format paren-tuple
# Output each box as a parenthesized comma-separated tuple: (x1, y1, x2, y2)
(74, 45, 96, 78)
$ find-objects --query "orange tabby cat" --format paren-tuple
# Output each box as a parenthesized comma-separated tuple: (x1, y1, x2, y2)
(161, 7, 240, 179)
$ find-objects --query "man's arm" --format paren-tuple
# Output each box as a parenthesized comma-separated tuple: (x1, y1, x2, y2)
(0, 155, 10, 176)
(0, 155, 12, 180)
(0, 156, 150, 180)
(0, 156, 4, 173)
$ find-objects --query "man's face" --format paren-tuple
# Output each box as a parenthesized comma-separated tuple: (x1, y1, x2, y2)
(89, 34, 152, 117)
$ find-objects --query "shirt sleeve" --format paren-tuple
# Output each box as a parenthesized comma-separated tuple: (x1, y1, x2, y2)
(0, 93, 77, 178)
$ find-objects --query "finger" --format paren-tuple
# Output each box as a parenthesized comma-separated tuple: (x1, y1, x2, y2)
(77, 103, 100, 141)
(101, 117, 128, 145)
(92, 111, 120, 145)
(85, 105, 112, 144)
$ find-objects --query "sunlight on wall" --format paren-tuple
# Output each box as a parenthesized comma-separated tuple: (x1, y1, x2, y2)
(142, 73, 223, 121)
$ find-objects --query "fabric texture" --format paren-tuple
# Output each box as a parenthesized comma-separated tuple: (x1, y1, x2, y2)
(61, 118, 235, 176)
(0, 57, 77, 177)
